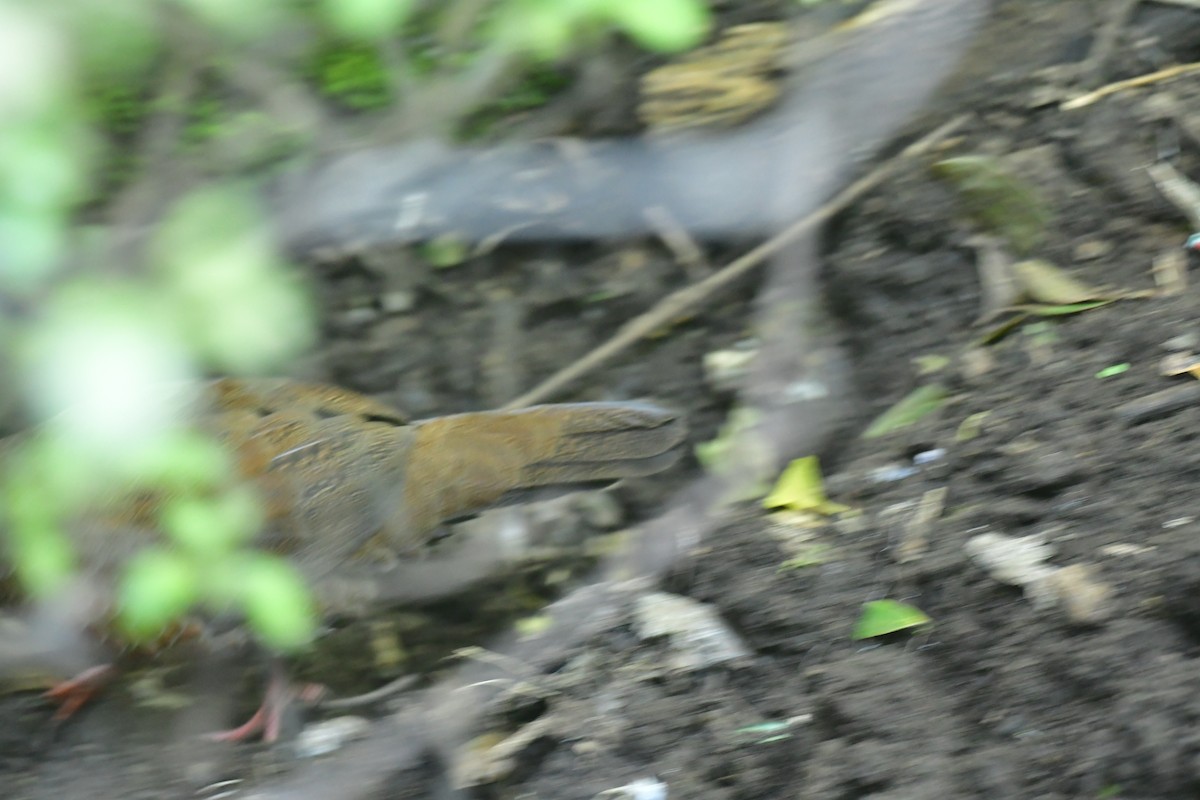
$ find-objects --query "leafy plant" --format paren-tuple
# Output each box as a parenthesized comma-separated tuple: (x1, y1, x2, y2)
(851, 599, 931, 639)
(0, 0, 711, 653)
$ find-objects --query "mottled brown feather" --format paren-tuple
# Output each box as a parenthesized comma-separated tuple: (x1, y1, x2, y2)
(7, 379, 686, 608)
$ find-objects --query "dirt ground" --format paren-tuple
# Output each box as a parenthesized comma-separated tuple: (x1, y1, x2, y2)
(7, 1, 1200, 798)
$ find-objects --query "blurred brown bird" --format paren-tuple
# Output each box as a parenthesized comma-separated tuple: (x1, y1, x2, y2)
(1, 377, 686, 740)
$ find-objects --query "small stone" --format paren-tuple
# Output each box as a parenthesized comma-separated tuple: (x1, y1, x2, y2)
(635, 592, 750, 671)
(1010, 449, 1084, 494)
(1046, 563, 1114, 625)
(1072, 239, 1113, 261)
(1159, 352, 1200, 377)
(959, 347, 995, 383)
(1163, 332, 1199, 352)
(1027, 83, 1067, 109)
(965, 532, 1057, 587)
(703, 343, 759, 393)
(967, 534, 1113, 624)
(293, 716, 371, 759)
(381, 290, 416, 314)
(336, 307, 377, 328)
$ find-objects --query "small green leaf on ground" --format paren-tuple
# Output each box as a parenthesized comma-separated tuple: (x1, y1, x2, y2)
(1095, 363, 1130, 379)
(763, 456, 849, 515)
(852, 599, 931, 640)
(862, 383, 947, 439)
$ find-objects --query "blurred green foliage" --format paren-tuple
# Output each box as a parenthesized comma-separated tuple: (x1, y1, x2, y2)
(313, 45, 394, 110)
(459, 63, 571, 139)
(0, 0, 710, 655)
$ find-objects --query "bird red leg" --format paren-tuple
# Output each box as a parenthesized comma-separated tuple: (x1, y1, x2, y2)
(207, 661, 325, 744)
(43, 664, 116, 721)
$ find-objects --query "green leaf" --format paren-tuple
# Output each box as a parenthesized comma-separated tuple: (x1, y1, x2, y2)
(321, 0, 413, 40)
(161, 486, 264, 556)
(692, 406, 759, 471)
(12, 432, 98, 507)
(606, 0, 711, 52)
(120, 431, 230, 490)
(692, 407, 773, 502)
(153, 186, 315, 372)
(496, 1, 579, 61)
(0, 210, 66, 293)
(23, 282, 195, 453)
(861, 384, 947, 439)
(152, 184, 264, 274)
(237, 555, 317, 651)
(7, 520, 76, 597)
(187, 268, 315, 373)
(851, 599, 931, 640)
(763, 456, 848, 515)
(118, 549, 200, 641)
(1095, 363, 1130, 379)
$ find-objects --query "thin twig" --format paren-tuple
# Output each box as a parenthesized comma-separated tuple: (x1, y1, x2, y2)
(644, 205, 711, 280)
(503, 114, 971, 409)
(1061, 61, 1200, 110)
(319, 673, 418, 711)
(1116, 383, 1200, 423)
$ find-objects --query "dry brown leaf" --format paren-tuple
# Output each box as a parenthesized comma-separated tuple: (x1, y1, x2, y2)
(1013, 259, 1109, 305)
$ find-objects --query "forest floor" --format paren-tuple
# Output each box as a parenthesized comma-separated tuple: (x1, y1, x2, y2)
(7, 1, 1200, 798)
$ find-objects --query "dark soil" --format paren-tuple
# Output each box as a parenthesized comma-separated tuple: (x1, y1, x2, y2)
(8, 1, 1200, 798)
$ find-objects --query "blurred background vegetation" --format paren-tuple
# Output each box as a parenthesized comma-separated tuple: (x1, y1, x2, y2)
(0, 0, 714, 652)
